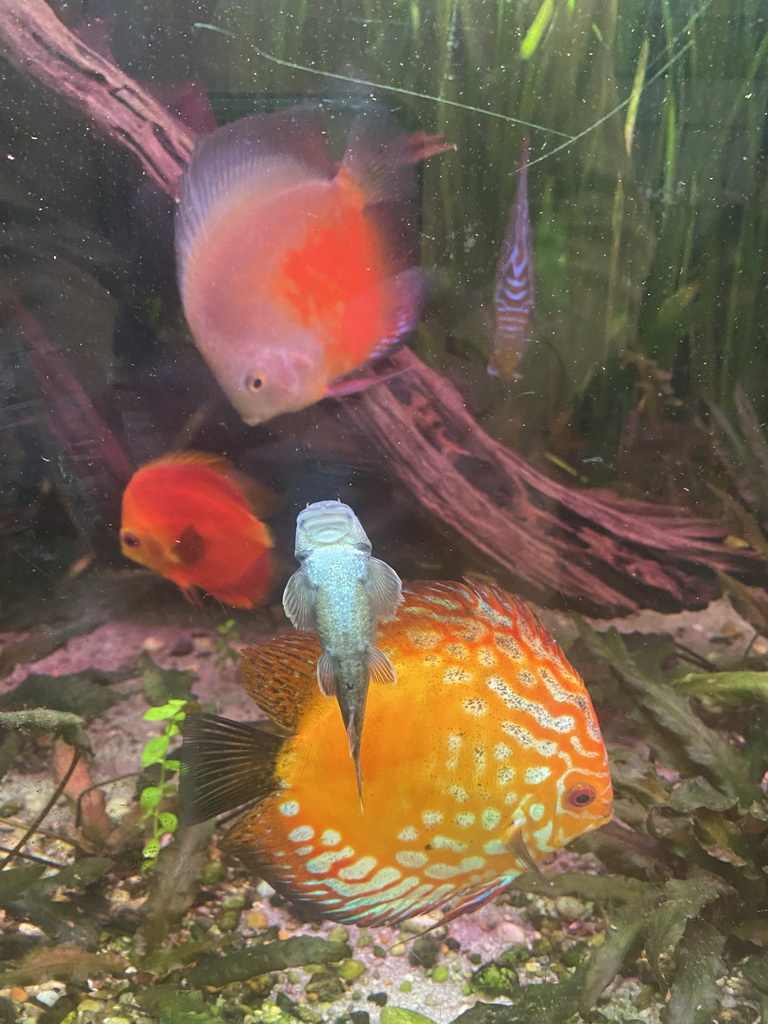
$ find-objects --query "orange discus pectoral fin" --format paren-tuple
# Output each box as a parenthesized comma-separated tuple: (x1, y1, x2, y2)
(366, 644, 397, 685)
(178, 712, 282, 825)
(179, 584, 203, 607)
(177, 524, 207, 565)
(503, 824, 547, 883)
(364, 557, 404, 621)
(282, 568, 317, 630)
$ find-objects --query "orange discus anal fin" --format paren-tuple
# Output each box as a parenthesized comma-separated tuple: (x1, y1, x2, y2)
(179, 712, 282, 825)
(238, 634, 321, 731)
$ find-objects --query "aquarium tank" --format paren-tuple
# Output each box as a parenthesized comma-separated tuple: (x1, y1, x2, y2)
(1, 0, 768, 1022)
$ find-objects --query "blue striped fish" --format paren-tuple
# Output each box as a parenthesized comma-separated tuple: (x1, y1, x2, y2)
(488, 137, 535, 380)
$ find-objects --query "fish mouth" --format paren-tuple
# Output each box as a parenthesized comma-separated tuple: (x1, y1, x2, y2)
(298, 501, 357, 545)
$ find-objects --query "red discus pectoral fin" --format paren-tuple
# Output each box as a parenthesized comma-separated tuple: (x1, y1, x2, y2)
(364, 557, 404, 621)
(179, 584, 203, 607)
(177, 524, 207, 565)
(325, 268, 425, 400)
(282, 568, 317, 631)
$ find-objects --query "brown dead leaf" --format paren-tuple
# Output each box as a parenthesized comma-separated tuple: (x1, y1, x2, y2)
(0, 942, 128, 986)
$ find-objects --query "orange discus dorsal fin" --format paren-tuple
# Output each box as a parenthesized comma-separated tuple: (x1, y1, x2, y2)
(140, 450, 281, 519)
(238, 633, 321, 731)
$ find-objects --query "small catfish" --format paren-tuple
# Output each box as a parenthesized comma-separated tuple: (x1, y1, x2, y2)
(488, 136, 535, 380)
(282, 500, 403, 803)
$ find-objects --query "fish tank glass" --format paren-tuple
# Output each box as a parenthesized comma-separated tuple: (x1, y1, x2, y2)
(0, 1, 767, 1022)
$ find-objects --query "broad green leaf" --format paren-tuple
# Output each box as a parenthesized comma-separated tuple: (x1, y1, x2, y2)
(518, 870, 648, 905)
(142, 735, 170, 767)
(666, 777, 737, 813)
(577, 623, 757, 804)
(0, 864, 45, 904)
(158, 812, 178, 833)
(580, 890, 659, 1013)
(664, 920, 725, 1024)
(676, 670, 768, 707)
(140, 786, 163, 811)
(645, 874, 731, 988)
(140, 653, 196, 707)
(381, 1009, 437, 1024)
(183, 936, 352, 987)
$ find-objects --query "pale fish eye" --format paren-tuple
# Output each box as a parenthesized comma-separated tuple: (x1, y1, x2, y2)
(245, 372, 266, 393)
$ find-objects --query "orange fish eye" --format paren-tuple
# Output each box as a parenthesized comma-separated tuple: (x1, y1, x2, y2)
(122, 531, 140, 549)
(566, 783, 597, 809)
(245, 372, 266, 393)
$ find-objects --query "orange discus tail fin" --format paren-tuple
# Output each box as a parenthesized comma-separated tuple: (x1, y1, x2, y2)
(178, 713, 283, 825)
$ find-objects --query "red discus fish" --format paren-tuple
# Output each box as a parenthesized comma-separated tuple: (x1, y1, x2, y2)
(180, 580, 612, 925)
(175, 101, 455, 425)
(120, 451, 275, 608)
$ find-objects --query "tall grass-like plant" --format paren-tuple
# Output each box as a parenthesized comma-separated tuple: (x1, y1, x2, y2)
(106, 0, 768, 442)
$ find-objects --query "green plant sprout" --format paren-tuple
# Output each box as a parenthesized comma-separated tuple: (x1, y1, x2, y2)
(139, 698, 187, 870)
(214, 618, 241, 670)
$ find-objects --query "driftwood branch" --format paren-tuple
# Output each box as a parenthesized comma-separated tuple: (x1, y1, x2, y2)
(343, 350, 755, 613)
(2, 0, 764, 614)
(0, 0, 194, 197)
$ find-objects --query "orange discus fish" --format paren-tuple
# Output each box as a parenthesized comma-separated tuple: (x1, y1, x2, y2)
(180, 580, 612, 925)
(175, 101, 455, 425)
(120, 451, 275, 608)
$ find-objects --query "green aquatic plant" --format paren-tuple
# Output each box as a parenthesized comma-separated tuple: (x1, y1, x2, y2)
(213, 617, 242, 669)
(138, 698, 187, 869)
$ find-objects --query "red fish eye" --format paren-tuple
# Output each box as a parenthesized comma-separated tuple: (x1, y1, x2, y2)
(122, 531, 140, 549)
(246, 373, 265, 392)
(566, 783, 596, 809)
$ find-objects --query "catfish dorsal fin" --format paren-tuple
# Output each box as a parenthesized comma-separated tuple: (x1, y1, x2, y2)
(238, 633, 320, 731)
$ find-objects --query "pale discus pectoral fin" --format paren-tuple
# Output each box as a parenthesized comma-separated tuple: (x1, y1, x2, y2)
(364, 558, 403, 620)
(282, 569, 317, 630)
(367, 644, 397, 685)
(316, 650, 339, 696)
